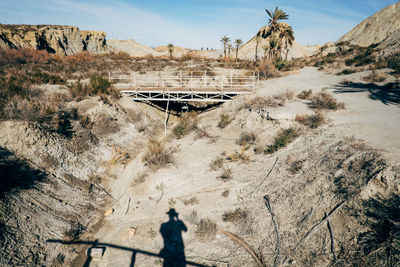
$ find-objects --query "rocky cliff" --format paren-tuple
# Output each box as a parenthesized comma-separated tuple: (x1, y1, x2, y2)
(338, 2, 400, 48)
(0, 24, 107, 55)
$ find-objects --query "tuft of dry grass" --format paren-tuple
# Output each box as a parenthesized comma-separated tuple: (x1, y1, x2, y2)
(295, 112, 325, 129)
(142, 139, 174, 170)
(222, 208, 248, 222)
(184, 210, 200, 225)
(217, 114, 233, 128)
(195, 218, 217, 240)
(288, 160, 304, 174)
(210, 156, 224, 171)
(297, 89, 313, 100)
(237, 131, 257, 146)
(181, 197, 199, 206)
(218, 168, 232, 181)
(265, 127, 300, 154)
(363, 71, 387, 83)
(221, 190, 230, 197)
(227, 147, 250, 163)
(310, 91, 345, 110)
(173, 112, 198, 139)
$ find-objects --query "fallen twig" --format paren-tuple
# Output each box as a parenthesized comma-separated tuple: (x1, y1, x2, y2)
(95, 183, 114, 200)
(125, 197, 131, 215)
(219, 229, 264, 267)
(249, 157, 279, 196)
(264, 195, 281, 267)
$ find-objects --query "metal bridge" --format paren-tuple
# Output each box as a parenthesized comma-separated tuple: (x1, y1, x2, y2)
(111, 70, 259, 102)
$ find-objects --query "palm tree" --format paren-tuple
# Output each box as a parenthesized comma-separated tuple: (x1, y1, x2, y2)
(220, 36, 230, 58)
(227, 43, 232, 58)
(264, 6, 289, 38)
(235, 39, 243, 61)
(167, 43, 174, 59)
(254, 35, 260, 62)
(279, 24, 294, 60)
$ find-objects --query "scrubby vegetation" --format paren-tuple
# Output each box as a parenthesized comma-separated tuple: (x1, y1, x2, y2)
(218, 114, 233, 128)
(265, 127, 299, 154)
(297, 89, 313, 100)
(173, 112, 198, 139)
(222, 208, 248, 222)
(195, 218, 217, 240)
(295, 112, 325, 129)
(142, 139, 174, 170)
(310, 91, 345, 110)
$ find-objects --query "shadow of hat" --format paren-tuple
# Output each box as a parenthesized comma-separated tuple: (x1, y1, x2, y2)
(166, 208, 179, 216)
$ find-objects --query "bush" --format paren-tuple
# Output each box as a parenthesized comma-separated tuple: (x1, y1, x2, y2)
(0, 48, 53, 65)
(210, 156, 224, 170)
(218, 168, 232, 181)
(288, 160, 304, 174)
(265, 127, 299, 154)
(363, 71, 387, 83)
(173, 112, 198, 139)
(67, 76, 119, 99)
(295, 112, 325, 129)
(195, 218, 217, 240)
(386, 53, 400, 74)
(222, 208, 248, 222)
(337, 69, 357, 76)
(297, 89, 313, 100)
(237, 131, 257, 146)
(217, 114, 233, 128)
(310, 91, 345, 110)
(142, 139, 174, 170)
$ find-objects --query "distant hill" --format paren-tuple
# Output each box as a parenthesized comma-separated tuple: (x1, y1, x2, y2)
(107, 39, 162, 57)
(338, 2, 400, 54)
(0, 24, 107, 55)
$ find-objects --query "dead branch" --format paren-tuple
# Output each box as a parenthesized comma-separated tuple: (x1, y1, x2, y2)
(283, 200, 345, 264)
(125, 197, 131, 215)
(326, 212, 336, 262)
(249, 157, 279, 196)
(220, 229, 264, 267)
(95, 182, 114, 200)
(264, 195, 281, 267)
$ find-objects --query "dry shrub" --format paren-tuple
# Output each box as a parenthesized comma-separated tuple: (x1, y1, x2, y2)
(284, 89, 294, 100)
(172, 112, 198, 139)
(181, 197, 199, 206)
(65, 51, 93, 63)
(179, 52, 203, 61)
(265, 127, 300, 154)
(288, 160, 304, 174)
(258, 60, 280, 79)
(237, 131, 257, 146)
(241, 96, 282, 110)
(227, 147, 250, 163)
(0, 48, 53, 65)
(195, 218, 217, 240)
(297, 89, 313, 100)
(67, 76, 119, 100)
(218, 168, 232, 181)
(222, 208, 248, 222)
(210, 156, 224, 171)
(221, 190, 230, 197)
(218, 114, 233, 128)
(142, 139, 174, 170)
(363, 71, 387, 83)
(184, 210, 200, 225)
(295, 112, 325, 129)
(310, 91, 345, 110)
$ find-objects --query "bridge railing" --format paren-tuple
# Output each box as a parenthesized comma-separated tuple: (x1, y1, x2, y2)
(110, 70, 259, 93)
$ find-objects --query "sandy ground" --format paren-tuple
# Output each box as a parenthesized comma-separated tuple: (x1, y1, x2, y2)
(84, 67, 399, 266)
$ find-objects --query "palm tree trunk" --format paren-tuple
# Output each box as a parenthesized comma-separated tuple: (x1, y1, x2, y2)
(235, 47, 239, 62)
(255, 39, 259, 62)
(224, 44, 226, 58)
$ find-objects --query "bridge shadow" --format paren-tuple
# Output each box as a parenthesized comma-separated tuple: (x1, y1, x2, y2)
(333, 81, 400, 107)
(135, 100, 223, 115)
(48, 209, 209, 267)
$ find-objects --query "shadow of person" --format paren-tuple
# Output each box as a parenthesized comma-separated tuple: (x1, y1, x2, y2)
(159, 208, 188, 267)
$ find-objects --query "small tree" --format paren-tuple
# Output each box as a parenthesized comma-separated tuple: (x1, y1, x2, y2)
(227, 43, 232, 58)
(220, 36, 230, 58)
(167, 43, 174, 59)
(235, 39, 243, 62)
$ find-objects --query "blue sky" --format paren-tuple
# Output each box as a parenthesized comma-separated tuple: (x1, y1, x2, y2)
(0, 0, 398, 49)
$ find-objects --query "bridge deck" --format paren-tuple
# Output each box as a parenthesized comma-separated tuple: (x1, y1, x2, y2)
(112, 70, 259, 102)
